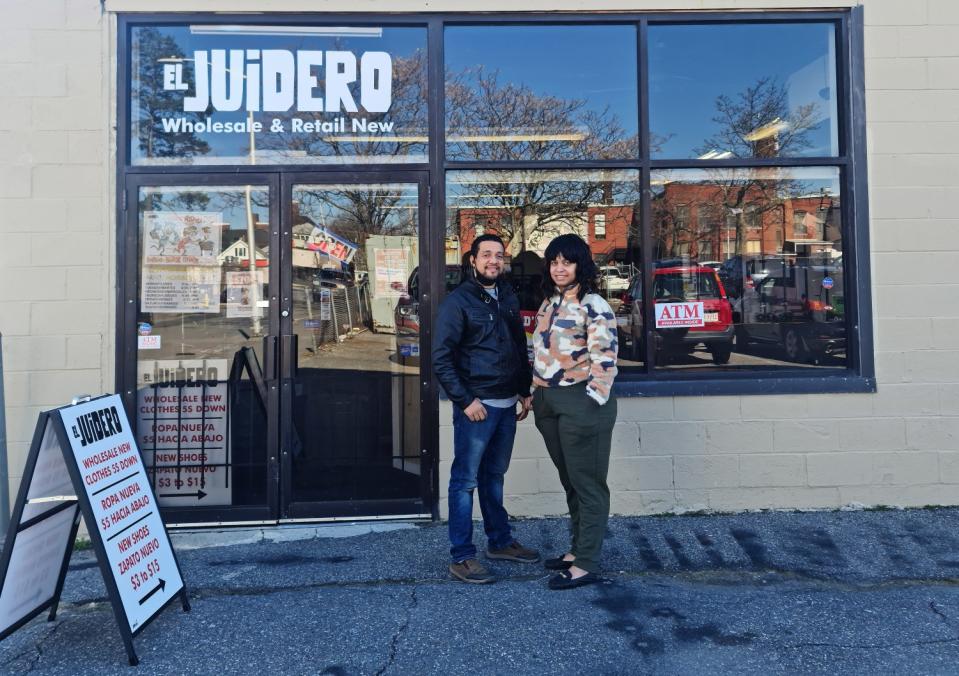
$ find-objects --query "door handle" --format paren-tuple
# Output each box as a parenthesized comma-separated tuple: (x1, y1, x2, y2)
(262, 335, 278, 382)
(281, 334, 299, 380)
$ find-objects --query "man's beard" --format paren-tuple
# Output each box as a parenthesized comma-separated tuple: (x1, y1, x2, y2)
(473, 267, 500, 287)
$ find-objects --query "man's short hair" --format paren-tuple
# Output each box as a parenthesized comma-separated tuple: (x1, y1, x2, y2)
(470, 233, 506, 259)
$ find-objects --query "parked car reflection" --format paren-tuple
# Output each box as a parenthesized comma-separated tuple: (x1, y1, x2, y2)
(617, 262, 735, 365)
(732, 256, 845, 363)
(311, 268, 350, 295)
(599, 265, 630, 295)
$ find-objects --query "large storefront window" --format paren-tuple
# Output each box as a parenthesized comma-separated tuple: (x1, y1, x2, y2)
(647, 167, 844, 370)
(444, 25, 639, 161)
(649, 22, 839, 159)
(131, 25, 428, 165)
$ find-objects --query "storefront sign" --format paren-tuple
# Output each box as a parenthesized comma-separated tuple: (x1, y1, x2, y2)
(167, 50, 392, 113)
(60, 397, 185, 632)
(161, 49, 393, 135)
(0, 397, 189, 665)
(655, 302, 705, 328)
(141, 267, 221, 314)
(142, 211, 222, 267)
(132, 26, 429, 166)
(137, 360, 232, 507)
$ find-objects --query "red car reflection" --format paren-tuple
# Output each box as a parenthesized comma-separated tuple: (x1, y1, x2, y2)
(617, 264, 735, 365)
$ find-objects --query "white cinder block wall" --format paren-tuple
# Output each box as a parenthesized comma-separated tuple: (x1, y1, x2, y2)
(0, 1, 113, 505)
(1, 0, 957, 516)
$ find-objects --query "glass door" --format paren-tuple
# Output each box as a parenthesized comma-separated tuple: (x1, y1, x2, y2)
(280, 173, 431, 518)
(124, 175, 280, 524)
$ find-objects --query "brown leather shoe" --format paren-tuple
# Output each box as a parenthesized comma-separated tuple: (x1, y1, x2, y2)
(486, 540, 541, 563)
(449, 558, 495, 584)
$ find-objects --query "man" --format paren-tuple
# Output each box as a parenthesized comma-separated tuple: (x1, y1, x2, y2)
(432, 234, 539, 584)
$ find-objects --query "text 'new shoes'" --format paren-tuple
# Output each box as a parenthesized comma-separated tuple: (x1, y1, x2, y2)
(450, 558, 496, 584)
(486, 540, 541, 563)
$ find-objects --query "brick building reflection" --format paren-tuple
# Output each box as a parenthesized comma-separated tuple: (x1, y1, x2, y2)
(650, 181, 841, 262)
(450, 183, 839, 275)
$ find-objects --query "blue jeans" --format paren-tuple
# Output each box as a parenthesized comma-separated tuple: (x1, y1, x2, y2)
(449, 404, 517, 562)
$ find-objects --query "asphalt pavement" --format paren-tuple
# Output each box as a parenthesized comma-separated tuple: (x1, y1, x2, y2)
(4, 508, 959, 674)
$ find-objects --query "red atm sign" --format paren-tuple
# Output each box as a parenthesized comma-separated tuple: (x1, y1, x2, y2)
(655, 302, 705, 328)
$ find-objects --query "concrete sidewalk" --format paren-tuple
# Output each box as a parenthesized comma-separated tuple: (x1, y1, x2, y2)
(4, 508, 959, 674)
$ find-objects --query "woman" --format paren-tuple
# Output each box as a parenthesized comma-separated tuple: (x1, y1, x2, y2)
(531, 233, 618, 590)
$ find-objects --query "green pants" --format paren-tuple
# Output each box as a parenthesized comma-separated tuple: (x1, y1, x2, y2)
(533, 383, 617, 574)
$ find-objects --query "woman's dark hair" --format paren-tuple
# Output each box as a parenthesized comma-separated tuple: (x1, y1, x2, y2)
(540, 233, 599, 301)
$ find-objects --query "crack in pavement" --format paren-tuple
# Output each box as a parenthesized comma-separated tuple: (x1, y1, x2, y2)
(374, 584, 418, 676)
(2, 644, 41, 672)
(3, 615, 73, 674)
(930, 600, 950, 623)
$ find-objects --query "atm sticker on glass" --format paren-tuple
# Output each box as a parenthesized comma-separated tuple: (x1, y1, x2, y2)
(138, 335, 161, 350)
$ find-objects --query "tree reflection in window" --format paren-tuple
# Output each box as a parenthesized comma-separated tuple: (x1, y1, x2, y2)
(132, 28, 211, 161)
(445, 67, 638, 161)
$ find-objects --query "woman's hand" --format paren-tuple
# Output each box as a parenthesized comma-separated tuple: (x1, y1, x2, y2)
(516, 395, 533, 421)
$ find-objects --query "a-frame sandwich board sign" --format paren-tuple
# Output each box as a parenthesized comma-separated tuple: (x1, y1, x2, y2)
(0, 394, 189, 666)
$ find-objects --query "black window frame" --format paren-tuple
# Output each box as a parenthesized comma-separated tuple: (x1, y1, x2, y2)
(116, 8, 874, 401)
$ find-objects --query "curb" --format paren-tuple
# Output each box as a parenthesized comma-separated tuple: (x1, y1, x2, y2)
(169, 521, 418, 550)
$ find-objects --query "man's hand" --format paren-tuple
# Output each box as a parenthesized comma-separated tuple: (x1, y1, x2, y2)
(516, 395, 533, 421)
(464, 398, 488, 422)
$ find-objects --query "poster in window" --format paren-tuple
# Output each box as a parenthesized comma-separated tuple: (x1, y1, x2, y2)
(225, 270, 266, 319)
(141, 266, 221, 314)
(374, 248, 409, 297)
(142, 211, 223, 266)
(136, 359, 232, 506)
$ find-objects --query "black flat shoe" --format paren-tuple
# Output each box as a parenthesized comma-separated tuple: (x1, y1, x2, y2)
(544, 556, 574, 571)
(548, 570, 600, 590)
